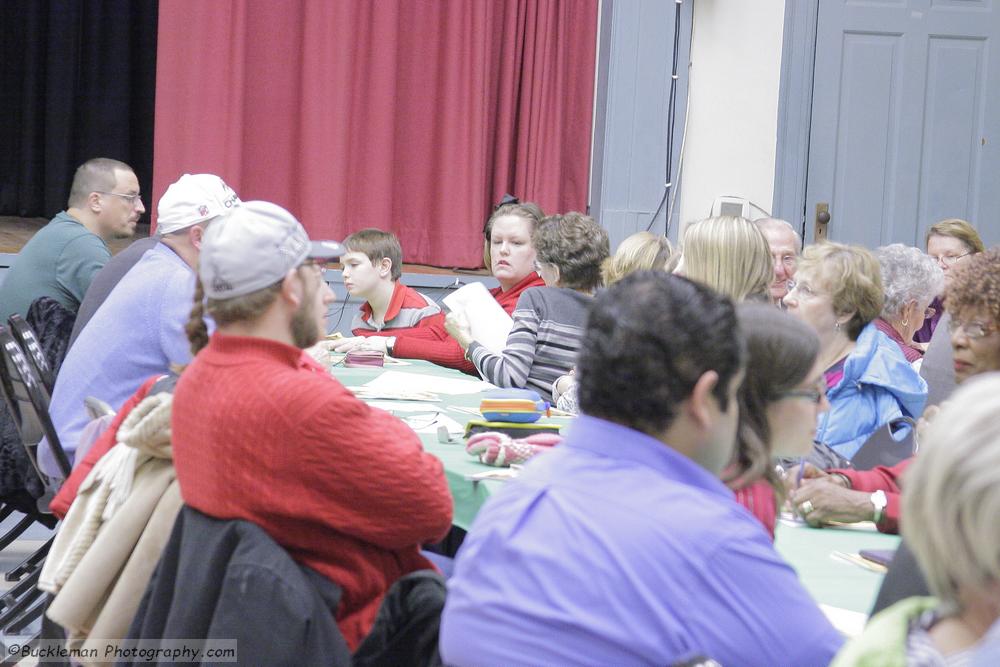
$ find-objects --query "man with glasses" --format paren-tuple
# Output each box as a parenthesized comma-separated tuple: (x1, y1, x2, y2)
(40, 174, 239, 476)
(0, 158, 144, 322)
(789, 247, 1000, 534)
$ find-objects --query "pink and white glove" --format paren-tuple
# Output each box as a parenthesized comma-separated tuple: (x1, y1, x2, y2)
(465, 432, 562, 467)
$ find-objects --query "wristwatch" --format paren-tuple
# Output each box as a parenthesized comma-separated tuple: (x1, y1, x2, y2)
(385, 336, 396, 356)
(870, 490, 888, 524)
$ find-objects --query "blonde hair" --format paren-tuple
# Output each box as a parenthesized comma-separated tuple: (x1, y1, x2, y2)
(902, 373, 1000, 612)
(925, 218, 985, 255)
(681, 216, 772, 302)
(797, 242, 883, 340)
(601, 232, 675, 286)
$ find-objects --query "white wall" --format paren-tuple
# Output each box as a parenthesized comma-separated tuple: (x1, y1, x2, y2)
(678, 0, 786, 228)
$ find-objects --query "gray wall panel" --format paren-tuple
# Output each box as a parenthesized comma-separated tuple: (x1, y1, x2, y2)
(590, 0, 692, 248)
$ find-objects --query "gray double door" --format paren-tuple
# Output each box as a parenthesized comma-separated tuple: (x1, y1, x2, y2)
(805, 0, 1000, 247)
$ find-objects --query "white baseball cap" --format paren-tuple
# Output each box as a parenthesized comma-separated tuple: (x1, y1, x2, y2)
(199, 201, 344, 299)
(157, 174, 241, 235)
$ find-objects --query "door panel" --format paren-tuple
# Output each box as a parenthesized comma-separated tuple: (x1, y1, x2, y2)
(805, 0, 1000, 247)
(917, 37, 986, 227)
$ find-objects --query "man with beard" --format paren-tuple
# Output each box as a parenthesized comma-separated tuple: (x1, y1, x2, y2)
(171, 201, 453, 652)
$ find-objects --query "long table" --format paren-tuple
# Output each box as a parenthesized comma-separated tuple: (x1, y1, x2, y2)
(330, 359, 900, 619)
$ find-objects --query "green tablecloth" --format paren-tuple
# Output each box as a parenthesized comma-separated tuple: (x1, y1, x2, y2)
(330, 360, 570, 528)
(776, 521, 899, 614)
(331, 359, 897, 615)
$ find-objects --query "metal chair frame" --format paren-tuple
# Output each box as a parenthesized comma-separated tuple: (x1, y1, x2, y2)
(6, 315, 54, 395)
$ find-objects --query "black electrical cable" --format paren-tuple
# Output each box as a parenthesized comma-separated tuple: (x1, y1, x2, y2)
(645, 0, 683, 234)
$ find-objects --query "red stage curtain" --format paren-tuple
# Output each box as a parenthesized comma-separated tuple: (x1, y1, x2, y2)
(153, 0, 597, 268)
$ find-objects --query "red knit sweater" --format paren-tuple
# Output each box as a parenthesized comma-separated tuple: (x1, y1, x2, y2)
(390, 272, 546, 375)
(171, 333, 453, 650)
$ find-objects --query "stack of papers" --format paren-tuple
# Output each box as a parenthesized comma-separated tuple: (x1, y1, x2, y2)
(402, 413, 465, 436)
(443, 282, 513, 355)
(363, 370, 495, 396)
(347, 387, 440, 402)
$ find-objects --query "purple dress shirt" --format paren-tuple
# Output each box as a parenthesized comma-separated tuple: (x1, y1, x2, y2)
(440, 415, 844, 667)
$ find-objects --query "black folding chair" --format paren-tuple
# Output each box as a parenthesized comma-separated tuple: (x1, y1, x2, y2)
(0, 326, 71, 645)
(6, 315, 55, 395)
(850, 417, 917, 471)
(0, 326, 72, 482)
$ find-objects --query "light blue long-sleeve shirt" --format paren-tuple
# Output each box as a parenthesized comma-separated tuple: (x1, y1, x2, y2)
(42, 242, 196, 475)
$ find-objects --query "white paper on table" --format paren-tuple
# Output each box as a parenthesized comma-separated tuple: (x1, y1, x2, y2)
(443, 282, 514, 355)
(402, 413, 466, 436)
(367, 401, 444, 413)
(819, 604, 867, 638)
(364, 370, 495, 396)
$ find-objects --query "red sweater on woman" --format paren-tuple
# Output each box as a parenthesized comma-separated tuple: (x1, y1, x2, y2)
(171, 333, 453, 650)
(389, 272, 546, 375)
(734, 480, 778, 540)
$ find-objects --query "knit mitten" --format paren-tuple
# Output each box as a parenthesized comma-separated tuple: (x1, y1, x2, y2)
(465, 431, 561, 467)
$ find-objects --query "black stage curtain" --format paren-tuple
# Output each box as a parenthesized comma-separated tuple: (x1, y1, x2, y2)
(0, 0, 157, 219)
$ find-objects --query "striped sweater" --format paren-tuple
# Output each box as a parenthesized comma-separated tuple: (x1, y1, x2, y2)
(468, 287, 590, 402)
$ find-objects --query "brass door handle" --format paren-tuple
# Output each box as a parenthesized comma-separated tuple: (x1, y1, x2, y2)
(815, 203, 831, 240)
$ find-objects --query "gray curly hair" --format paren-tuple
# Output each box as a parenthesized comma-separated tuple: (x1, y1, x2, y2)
(875, 244, 944, 320)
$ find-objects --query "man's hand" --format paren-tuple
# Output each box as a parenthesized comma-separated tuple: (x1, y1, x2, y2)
(444, 311, 473, 350)
(789, 480, 874, 527)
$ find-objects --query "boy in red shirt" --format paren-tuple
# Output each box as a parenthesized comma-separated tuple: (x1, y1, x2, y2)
(339, 229, 443, 349)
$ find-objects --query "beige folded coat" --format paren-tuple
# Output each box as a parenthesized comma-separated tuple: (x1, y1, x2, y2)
(38, 393, 183, 663)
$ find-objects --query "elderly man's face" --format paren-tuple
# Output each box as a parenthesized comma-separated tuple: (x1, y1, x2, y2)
(761, 226, 799, 301)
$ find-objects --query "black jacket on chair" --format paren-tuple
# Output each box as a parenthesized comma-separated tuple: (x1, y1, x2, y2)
(121, 505, 352, 667)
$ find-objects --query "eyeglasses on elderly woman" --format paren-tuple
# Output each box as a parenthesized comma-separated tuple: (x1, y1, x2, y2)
(948, 317, 997, 340)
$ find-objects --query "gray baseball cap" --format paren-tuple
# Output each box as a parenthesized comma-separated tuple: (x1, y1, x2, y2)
(199, 200, 344, 299)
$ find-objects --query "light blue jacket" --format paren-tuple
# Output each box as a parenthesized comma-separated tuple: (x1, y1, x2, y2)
(817, 322, 928, 460)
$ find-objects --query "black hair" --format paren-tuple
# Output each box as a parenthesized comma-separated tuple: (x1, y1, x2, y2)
(577, 270, 745, 437)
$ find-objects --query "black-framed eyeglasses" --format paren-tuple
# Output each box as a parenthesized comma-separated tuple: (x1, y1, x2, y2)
(776, 387, 825, 404)
(97, 191, 143, 207)
(948, 318, 997, 340)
